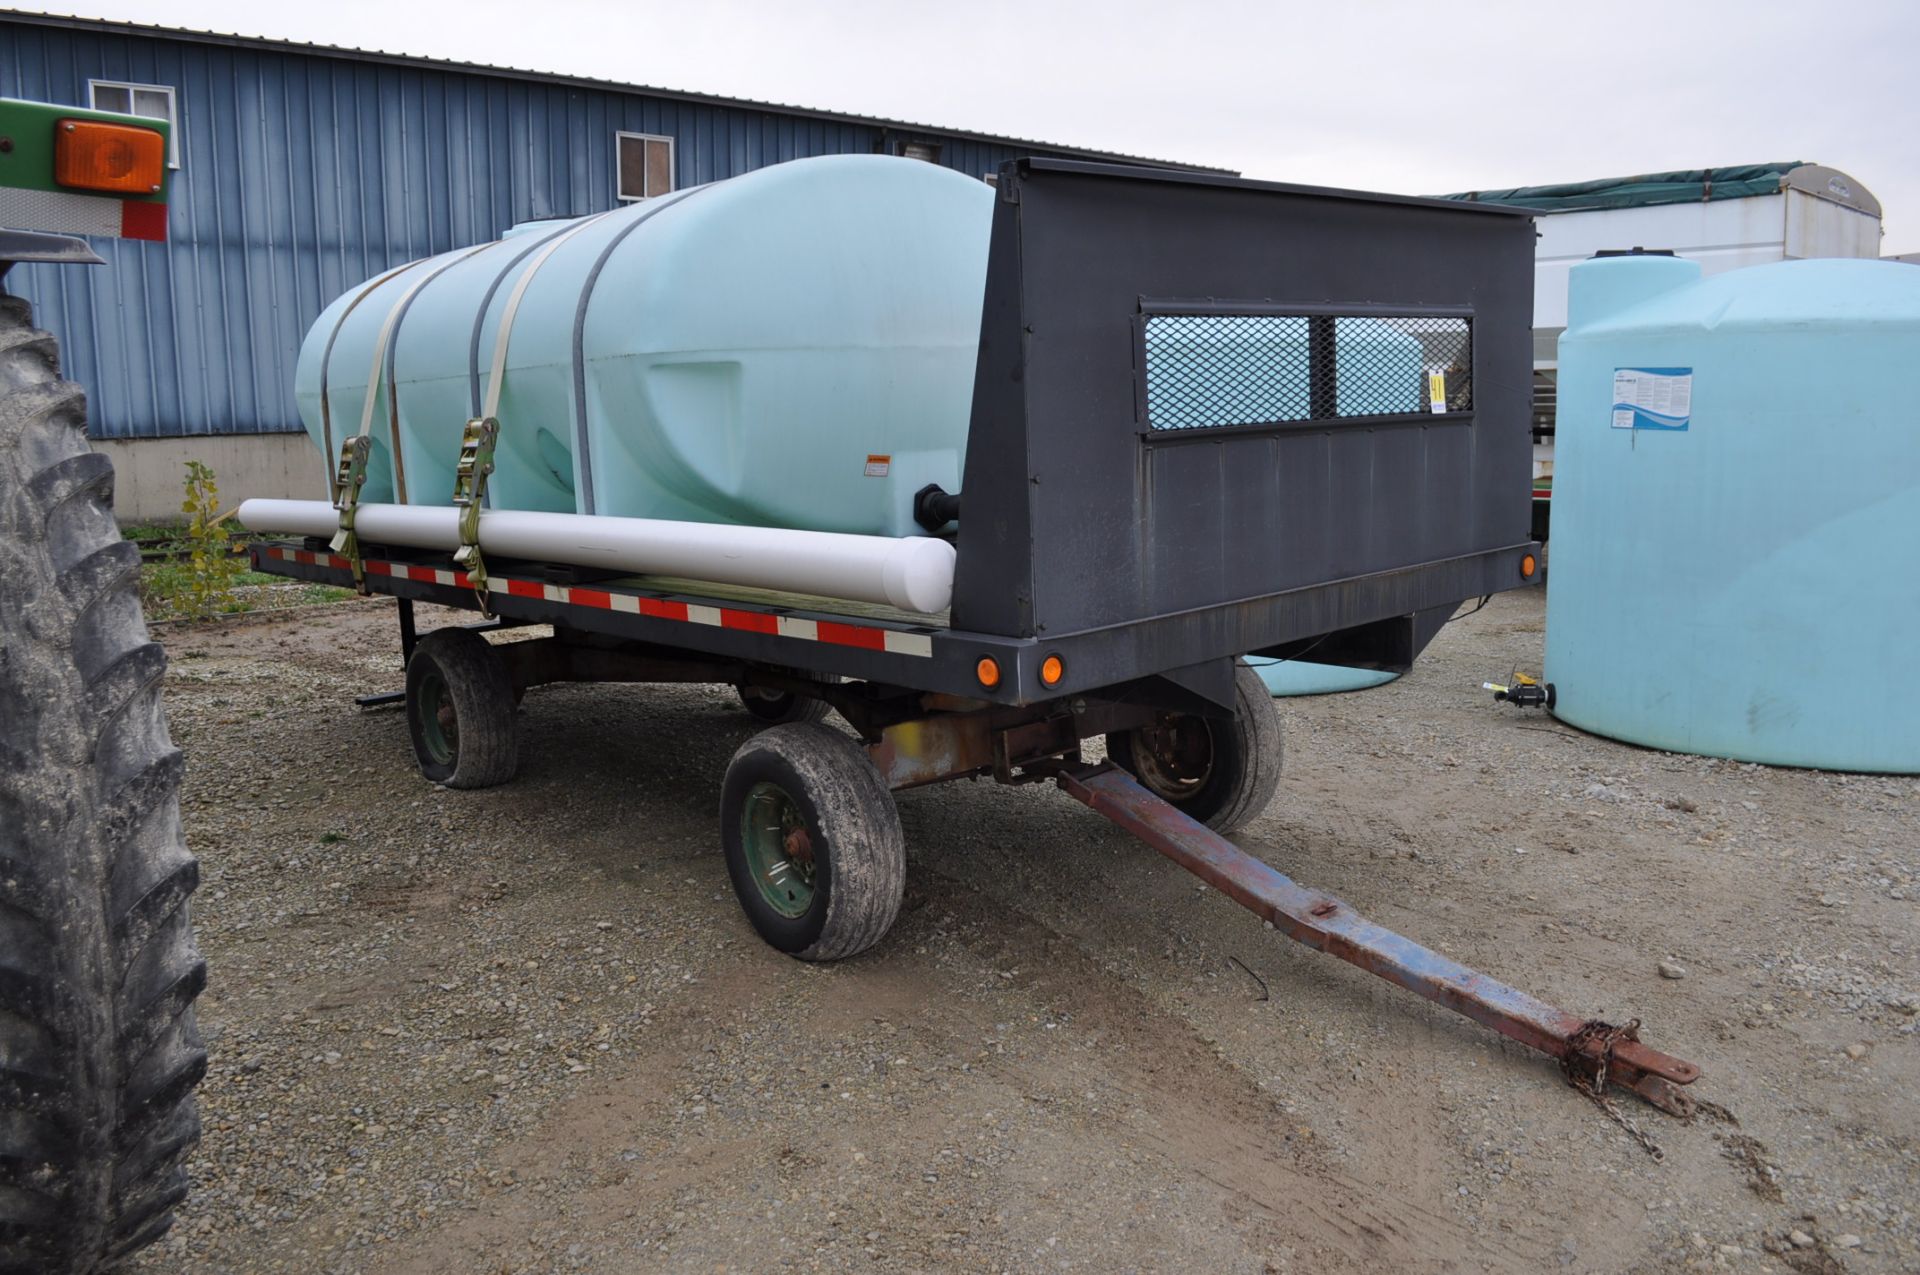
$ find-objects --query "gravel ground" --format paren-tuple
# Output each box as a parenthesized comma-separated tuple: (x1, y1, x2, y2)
(127, 585, 1917, 1274)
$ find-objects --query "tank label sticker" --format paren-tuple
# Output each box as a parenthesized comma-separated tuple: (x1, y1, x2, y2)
(1428, 372, 1448, 414)
(864, 454, 892, 477)
(1611, 367, 1692, 431)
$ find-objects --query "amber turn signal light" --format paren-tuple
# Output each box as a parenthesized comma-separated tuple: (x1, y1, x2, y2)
(1039, 654, 1064, 687)
(975, 657, 1001, 689)
(54, 119, 166, 195)
(1520, 553, 1538, 579)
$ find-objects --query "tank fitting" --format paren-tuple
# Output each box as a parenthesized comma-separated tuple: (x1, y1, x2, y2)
(913, 483, 962, 533)
(1484, 672, 1555, 710)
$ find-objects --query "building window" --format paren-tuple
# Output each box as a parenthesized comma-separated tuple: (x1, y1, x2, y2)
(899, 141, 942, 164)
(615, 132, 674, 202)
(87, 80, 179, 169)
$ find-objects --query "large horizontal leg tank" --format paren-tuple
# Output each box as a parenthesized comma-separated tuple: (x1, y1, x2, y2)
(294, 152, 1477, 684)
(295, 156, 994, 538)
(1545, 254, 1920, 772)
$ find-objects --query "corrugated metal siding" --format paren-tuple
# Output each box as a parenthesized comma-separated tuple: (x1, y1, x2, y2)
(0, 23, 1043, 439)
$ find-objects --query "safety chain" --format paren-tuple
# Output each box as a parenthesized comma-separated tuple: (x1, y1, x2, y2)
(1564, 1018, 1667, 1162)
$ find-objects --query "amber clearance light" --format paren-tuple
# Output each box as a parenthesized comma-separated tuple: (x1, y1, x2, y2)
(54, 119, 166, 195)
(1039, 654, 1065, 687)
(1520, 553, 1538, 579)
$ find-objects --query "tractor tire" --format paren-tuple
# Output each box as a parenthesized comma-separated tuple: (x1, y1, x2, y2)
(0, 293, 207, 1272)
(1105, 659, 1283, 835)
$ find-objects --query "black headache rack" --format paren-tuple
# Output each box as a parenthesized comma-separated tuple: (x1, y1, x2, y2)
(947, 159, 1538, 706)
(253, 159, 1540, 708)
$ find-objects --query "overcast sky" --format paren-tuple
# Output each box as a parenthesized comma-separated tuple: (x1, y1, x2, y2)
(12, 0, 1919, 253)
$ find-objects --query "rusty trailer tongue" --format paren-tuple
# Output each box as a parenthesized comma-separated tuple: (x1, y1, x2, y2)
(1055, 763, 1702, 1126)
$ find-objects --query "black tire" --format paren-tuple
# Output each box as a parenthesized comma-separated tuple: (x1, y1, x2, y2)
(1106, 660, 1283, 834)
(737, 685, 833, 725)
(719, 723, 904, 961)
(0, 294, 206, 1272)
(405, 627, 518, 788)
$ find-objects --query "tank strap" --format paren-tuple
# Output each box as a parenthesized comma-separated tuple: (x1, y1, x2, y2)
(378, 241, 500, 505)
(568, 184, 709, 514)
(454, 211, 616, 612)
(331, 244, 493, 588)
(466, 222, 582, 418)
(478, 212, 615, 422)
(321, 262, 422, 591)
(318, 259, 422, 471)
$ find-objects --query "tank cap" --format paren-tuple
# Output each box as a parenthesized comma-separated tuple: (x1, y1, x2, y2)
(1592, 246, 1677, 258)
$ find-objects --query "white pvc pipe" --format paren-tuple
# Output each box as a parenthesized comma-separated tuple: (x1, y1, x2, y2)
(237, 498, 955, 615)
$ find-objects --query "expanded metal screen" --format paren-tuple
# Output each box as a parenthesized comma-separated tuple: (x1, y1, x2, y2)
(1142, 313, 1473, 431)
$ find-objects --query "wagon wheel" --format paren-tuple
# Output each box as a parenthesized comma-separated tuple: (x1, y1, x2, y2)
(405, 627, 519, 788)
(719, 723, 904, 960)
(737, 684, 834, 725)
(1106, 659, 1283, 834)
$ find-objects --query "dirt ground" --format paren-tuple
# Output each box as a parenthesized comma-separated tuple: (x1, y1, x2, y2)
(128, 585, 1918, 1274)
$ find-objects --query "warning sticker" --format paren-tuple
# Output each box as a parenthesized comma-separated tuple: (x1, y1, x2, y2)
(863, 454, 891, 477)
(1428, 371, 1448, 414)
(1611, 367, 1692, 431)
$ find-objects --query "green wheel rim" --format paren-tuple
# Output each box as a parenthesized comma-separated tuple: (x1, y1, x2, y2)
(740, 780, 817, 918)
(416, 667, 458, 766)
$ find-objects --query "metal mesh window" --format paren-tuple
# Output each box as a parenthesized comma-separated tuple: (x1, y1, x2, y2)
(1144, 316, 1311, 430)
(1142, 313, 1472, 431)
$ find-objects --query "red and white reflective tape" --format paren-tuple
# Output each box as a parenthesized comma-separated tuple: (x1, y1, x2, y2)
(264, 546, 934, 658)
(0, 185, 166, 242)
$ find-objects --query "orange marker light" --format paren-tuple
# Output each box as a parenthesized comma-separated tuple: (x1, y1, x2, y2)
(975, 657, 1001, 689)
(1039, 654, 1064, 687)
(54, 119, 166, 195)
(1520, 553, 1538, 578)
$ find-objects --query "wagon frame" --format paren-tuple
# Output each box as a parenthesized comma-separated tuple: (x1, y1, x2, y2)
(251, 158, 1700, 1119)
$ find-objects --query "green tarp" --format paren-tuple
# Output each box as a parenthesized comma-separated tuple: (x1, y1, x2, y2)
(1439, 163, 1807, 214)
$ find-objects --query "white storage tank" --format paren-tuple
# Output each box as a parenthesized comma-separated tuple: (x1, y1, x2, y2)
(296, 155, 993, 539)
(1544, 253, 1920, 771)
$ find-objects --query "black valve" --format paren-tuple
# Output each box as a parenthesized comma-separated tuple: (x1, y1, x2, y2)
(1484, 674, 1556, 710)
(913, 483, 962, 533)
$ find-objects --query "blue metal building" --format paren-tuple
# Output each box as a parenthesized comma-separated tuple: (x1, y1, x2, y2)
(1, 12, 1215, 446)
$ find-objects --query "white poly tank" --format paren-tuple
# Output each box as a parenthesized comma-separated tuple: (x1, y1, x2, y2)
(1545, 254, 1920, 772)
(295, 156, 994, 538)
